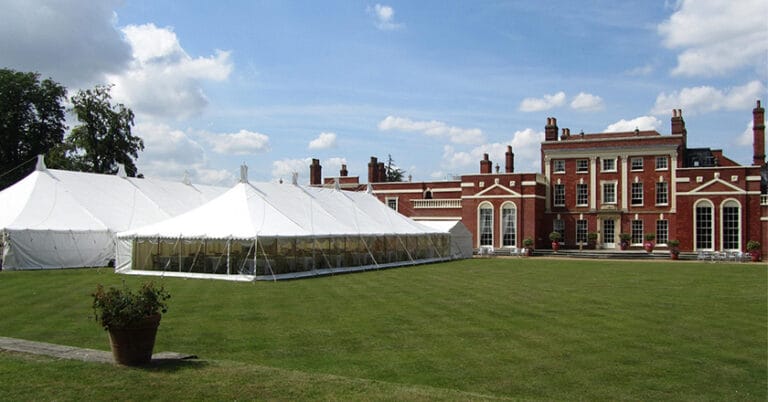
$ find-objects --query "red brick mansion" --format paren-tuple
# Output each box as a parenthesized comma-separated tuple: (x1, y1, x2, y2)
(310, 101, 768, 256)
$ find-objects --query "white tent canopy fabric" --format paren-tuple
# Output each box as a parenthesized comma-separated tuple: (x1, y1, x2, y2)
(417, 220, 474, 259)
(116, 180, 458, 281)
(0, 159, 226, 270)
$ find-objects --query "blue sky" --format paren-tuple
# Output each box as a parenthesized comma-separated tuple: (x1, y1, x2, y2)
(1, 0, 766, 184)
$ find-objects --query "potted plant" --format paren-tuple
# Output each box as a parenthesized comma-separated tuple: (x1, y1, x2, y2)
(549, 231, 562, 252)
(587, 232, 599, 249)
(668, 239, 680, 260)
(92, 281, 170, 366)
(643, 233, 656, 253)
(746, 240, 761, 262)
(618, 233, 631, 250)
(523, 237, 534, 256)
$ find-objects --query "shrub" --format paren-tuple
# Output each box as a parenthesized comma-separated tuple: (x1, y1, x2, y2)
(549, 232, 562, 242)
(92, 281, 170, 330)
(746, 240, 761, 252)
(523, 237, 534, 248)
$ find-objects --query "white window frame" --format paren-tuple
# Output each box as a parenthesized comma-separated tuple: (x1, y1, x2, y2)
(576, 183, 588, 206)
(631, 182, 643, 206)
(631, 220, 644, 245)
(720, 199, 741, 251)
(601, 158, 616, 172)
(576, 220, 587, 244)
(694, 199, 714, 251)
(576, 159, 589, 173)
(630, 157, 644, 171)
(655, 182, 668, 206)
(553, 184, 565, 207)
(478, 202, 494, 247)
(656, 220, 668, 245)
(385, 197, 398, 211)
(602, 181, 617, 204)
(553, 160, 565, 174)
(500, 202, 517, 248)
(655, 156, 668, 171)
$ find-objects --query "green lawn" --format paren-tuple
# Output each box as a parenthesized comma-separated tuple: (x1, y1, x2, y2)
(1, 259, 765, 400)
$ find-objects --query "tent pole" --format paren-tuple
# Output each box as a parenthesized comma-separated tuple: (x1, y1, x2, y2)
(177, 236, 182, 272)
(226, 239, 231, 275)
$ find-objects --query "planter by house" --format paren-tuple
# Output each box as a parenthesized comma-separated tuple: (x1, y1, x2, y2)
(668, 239, 680, 260)
(523, 237, 534, 256)
(619, 233, 631, 250)
(92, 282, 170, 366)
(587, 232, 598, 250)
(643, 233, 656, 253)
(549, 232, 562, 252)
(746, 240, 761, 262)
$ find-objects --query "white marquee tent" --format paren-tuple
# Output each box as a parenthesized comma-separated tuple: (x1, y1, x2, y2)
(416, 220, 473, 259)
(0, 157, 226, 270)
(116, 171, 457, 281)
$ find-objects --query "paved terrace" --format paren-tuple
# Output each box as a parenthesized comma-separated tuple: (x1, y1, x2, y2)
(0, 336, 196, 365)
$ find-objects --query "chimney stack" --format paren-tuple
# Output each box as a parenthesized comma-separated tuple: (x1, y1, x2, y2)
(505, 145, 514, 173)
(340, 164, 348, 177)
(671, 109, 687, 166)
(309, 159, 322, 186)
(480, 153, 492, 174)
(753, 100, 765, 166)
(368, 156, 378, 183)
(545, 117, 559, 141)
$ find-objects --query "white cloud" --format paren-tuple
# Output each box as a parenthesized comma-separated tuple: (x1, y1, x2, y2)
(133, 122, 234, 185)
(378, 116, 485, 144)
(519, 92, 566, 112)
(651, 80, 765, 115)
(368, 4, 403, 30)
(0, 0, 132, 86)
(439, 128, 544, 174)
(658, 0, 768, 76)
(308, 132, 337, 149)
(272, 158, 312, 183)
(107, 23, 233, 120)
(604, 116, 663, 133)
(736, 120, 754, 146)
(322, 157, 348, 176)
(626, 63, 656, 76)
(207, 129, 270, 155)
(570, 92, 605, 111)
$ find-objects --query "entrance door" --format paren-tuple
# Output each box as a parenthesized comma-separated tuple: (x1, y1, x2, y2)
(602, 219, 616, 249)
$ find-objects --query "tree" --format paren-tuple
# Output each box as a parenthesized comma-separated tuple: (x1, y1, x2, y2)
(68, 84, 143, 176)
(0, 69, 67, 190)
(385, 154, 406, 182)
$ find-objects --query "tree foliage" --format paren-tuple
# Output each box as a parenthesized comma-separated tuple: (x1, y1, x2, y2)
(385, 154, 406, 182)
(68, 85, 143, 176)
(0, 69, 67, 189)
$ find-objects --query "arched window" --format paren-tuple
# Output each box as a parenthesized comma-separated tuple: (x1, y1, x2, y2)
(478, 202, 493, 247)
(501, 202, 517, 247)
(721, 199, 740, 250)
(694, 199, 713, 250)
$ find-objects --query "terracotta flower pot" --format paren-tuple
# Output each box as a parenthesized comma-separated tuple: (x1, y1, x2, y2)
(750, 252, 761, 262)
(108, 314, 161, 366)
(551, 242, 560, 252)
(644, 242, 655, 253)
